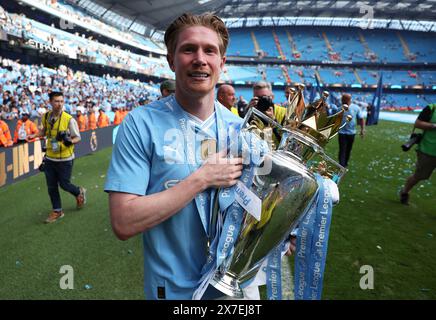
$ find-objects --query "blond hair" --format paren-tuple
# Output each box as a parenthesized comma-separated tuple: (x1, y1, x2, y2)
(164, 12, 229, 57)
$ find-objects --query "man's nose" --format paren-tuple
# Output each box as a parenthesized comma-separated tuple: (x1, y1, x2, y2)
(193, 50, 207, 66)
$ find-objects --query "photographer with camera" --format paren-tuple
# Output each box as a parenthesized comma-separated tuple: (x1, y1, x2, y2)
(400, 103, 436, 205)
(248, 81, 287, 125)
(247, 81, 287, 149)
(38, 91, 86, 223)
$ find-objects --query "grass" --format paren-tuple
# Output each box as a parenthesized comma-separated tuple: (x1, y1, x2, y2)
(0, 120, 435, 299)
(321, 120, 436, 300)
(0, 148, 144, 299)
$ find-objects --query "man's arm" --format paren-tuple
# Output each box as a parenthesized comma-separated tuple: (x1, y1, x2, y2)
(415, 106, 436, 130)
(27, 122, 39, 141)
(37, 127, 46, 139)
(68, 118, 81, 144)
(109, 151, 243, 241)
(415, 119, 436, 130)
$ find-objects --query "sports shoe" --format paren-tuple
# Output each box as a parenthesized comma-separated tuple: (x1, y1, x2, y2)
(76, 187, 87, 209)
(45, 210, 64, 223)
(400, 191, 409, 205)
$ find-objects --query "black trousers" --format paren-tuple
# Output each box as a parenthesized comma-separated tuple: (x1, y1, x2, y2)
(338, 133, 355, 168)
(44, 159, 80, 211)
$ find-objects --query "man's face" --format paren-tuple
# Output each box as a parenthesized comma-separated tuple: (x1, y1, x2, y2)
(167, 26, 226, 99)
(50, 96, 64, 113)
(219, 86, 236, 109)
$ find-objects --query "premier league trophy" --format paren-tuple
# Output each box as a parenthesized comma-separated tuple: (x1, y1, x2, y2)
(209, 85, 350, 298)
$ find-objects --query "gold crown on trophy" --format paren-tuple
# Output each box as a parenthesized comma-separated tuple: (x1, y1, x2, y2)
(283, 84, 352, 147)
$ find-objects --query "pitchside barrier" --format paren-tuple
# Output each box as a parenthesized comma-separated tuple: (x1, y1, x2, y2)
(0, 126, 117, 188)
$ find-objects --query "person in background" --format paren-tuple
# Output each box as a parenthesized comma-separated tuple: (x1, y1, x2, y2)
(159, 79, 176, 99)
(113, 106, 122, 125)
(13, 112, 39, 144)
(87, 103, 97, 130)
(0, 119, 13, 147)
(248, 81, 287, 125)
(97, 108, 110, 128)
(76, 107, 88, 132)
(120, 106, 128, 121)
(37, 91, 86, 223)
(337, 93, 365, 168)
(400, 103, 436, 205)
(217, 84, 239, 116)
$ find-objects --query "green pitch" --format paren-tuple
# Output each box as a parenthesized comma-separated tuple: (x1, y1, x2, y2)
(0, 120, 434, 299)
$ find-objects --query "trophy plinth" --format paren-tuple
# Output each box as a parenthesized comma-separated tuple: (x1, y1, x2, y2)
(210, 270, 244, 299)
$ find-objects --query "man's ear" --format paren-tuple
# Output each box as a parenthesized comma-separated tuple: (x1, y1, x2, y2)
(220, 55, 226, 70)
(167, 54, 175, 72)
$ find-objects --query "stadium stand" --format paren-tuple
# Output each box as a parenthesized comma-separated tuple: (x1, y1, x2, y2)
(227, 26, 436, 63)
(1, 1, 434, 113)
(0, 6, 172, 79)
(0, 57, 160, 124)
(14, 0, 165, 54)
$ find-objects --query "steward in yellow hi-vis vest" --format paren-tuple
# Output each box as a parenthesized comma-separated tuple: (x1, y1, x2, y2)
(38, 91, 87, 224)
(43, 111, 75, 159)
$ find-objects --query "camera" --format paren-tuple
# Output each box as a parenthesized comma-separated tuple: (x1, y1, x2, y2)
(56, 131, 73, 146)
(401, 133, 422, 152)
(256, 96, 274, 112)
(56, 130, 68, 142)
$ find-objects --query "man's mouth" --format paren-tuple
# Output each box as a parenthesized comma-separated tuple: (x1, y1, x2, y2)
(188, 72, 210, 79)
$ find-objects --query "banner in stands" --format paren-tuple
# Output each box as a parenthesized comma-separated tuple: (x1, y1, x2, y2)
(0, 126, 116, 188)
(23, 39, 72, 58)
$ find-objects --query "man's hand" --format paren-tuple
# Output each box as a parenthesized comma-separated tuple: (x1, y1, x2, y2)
(26, 134, 37, 142)
(248, 97, 259, 109)
(194, 149, 243, 190)
(285, 236, 297, 256)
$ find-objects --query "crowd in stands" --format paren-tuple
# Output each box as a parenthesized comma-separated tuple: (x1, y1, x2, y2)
(0, 56, 162, 147)
(40, 0, 163, 51)
(0, 5, 172, 79)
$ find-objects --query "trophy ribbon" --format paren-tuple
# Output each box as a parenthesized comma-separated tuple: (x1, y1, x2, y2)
(193, 131, 270, 300)
(294, 174, 333, 300)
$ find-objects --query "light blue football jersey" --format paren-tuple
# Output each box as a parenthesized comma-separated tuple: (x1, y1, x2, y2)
(339, 103, 364, 135)
(104, 95, 242, 299)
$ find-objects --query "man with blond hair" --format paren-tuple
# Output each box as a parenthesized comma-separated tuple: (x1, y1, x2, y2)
(105, 13, 246, 300)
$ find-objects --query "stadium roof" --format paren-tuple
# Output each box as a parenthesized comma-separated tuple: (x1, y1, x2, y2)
(69, 0, 436, 33)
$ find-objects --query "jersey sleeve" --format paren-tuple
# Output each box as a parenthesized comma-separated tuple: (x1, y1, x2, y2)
(417, 106, 432, 122)
(104, 112, 151, 196)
